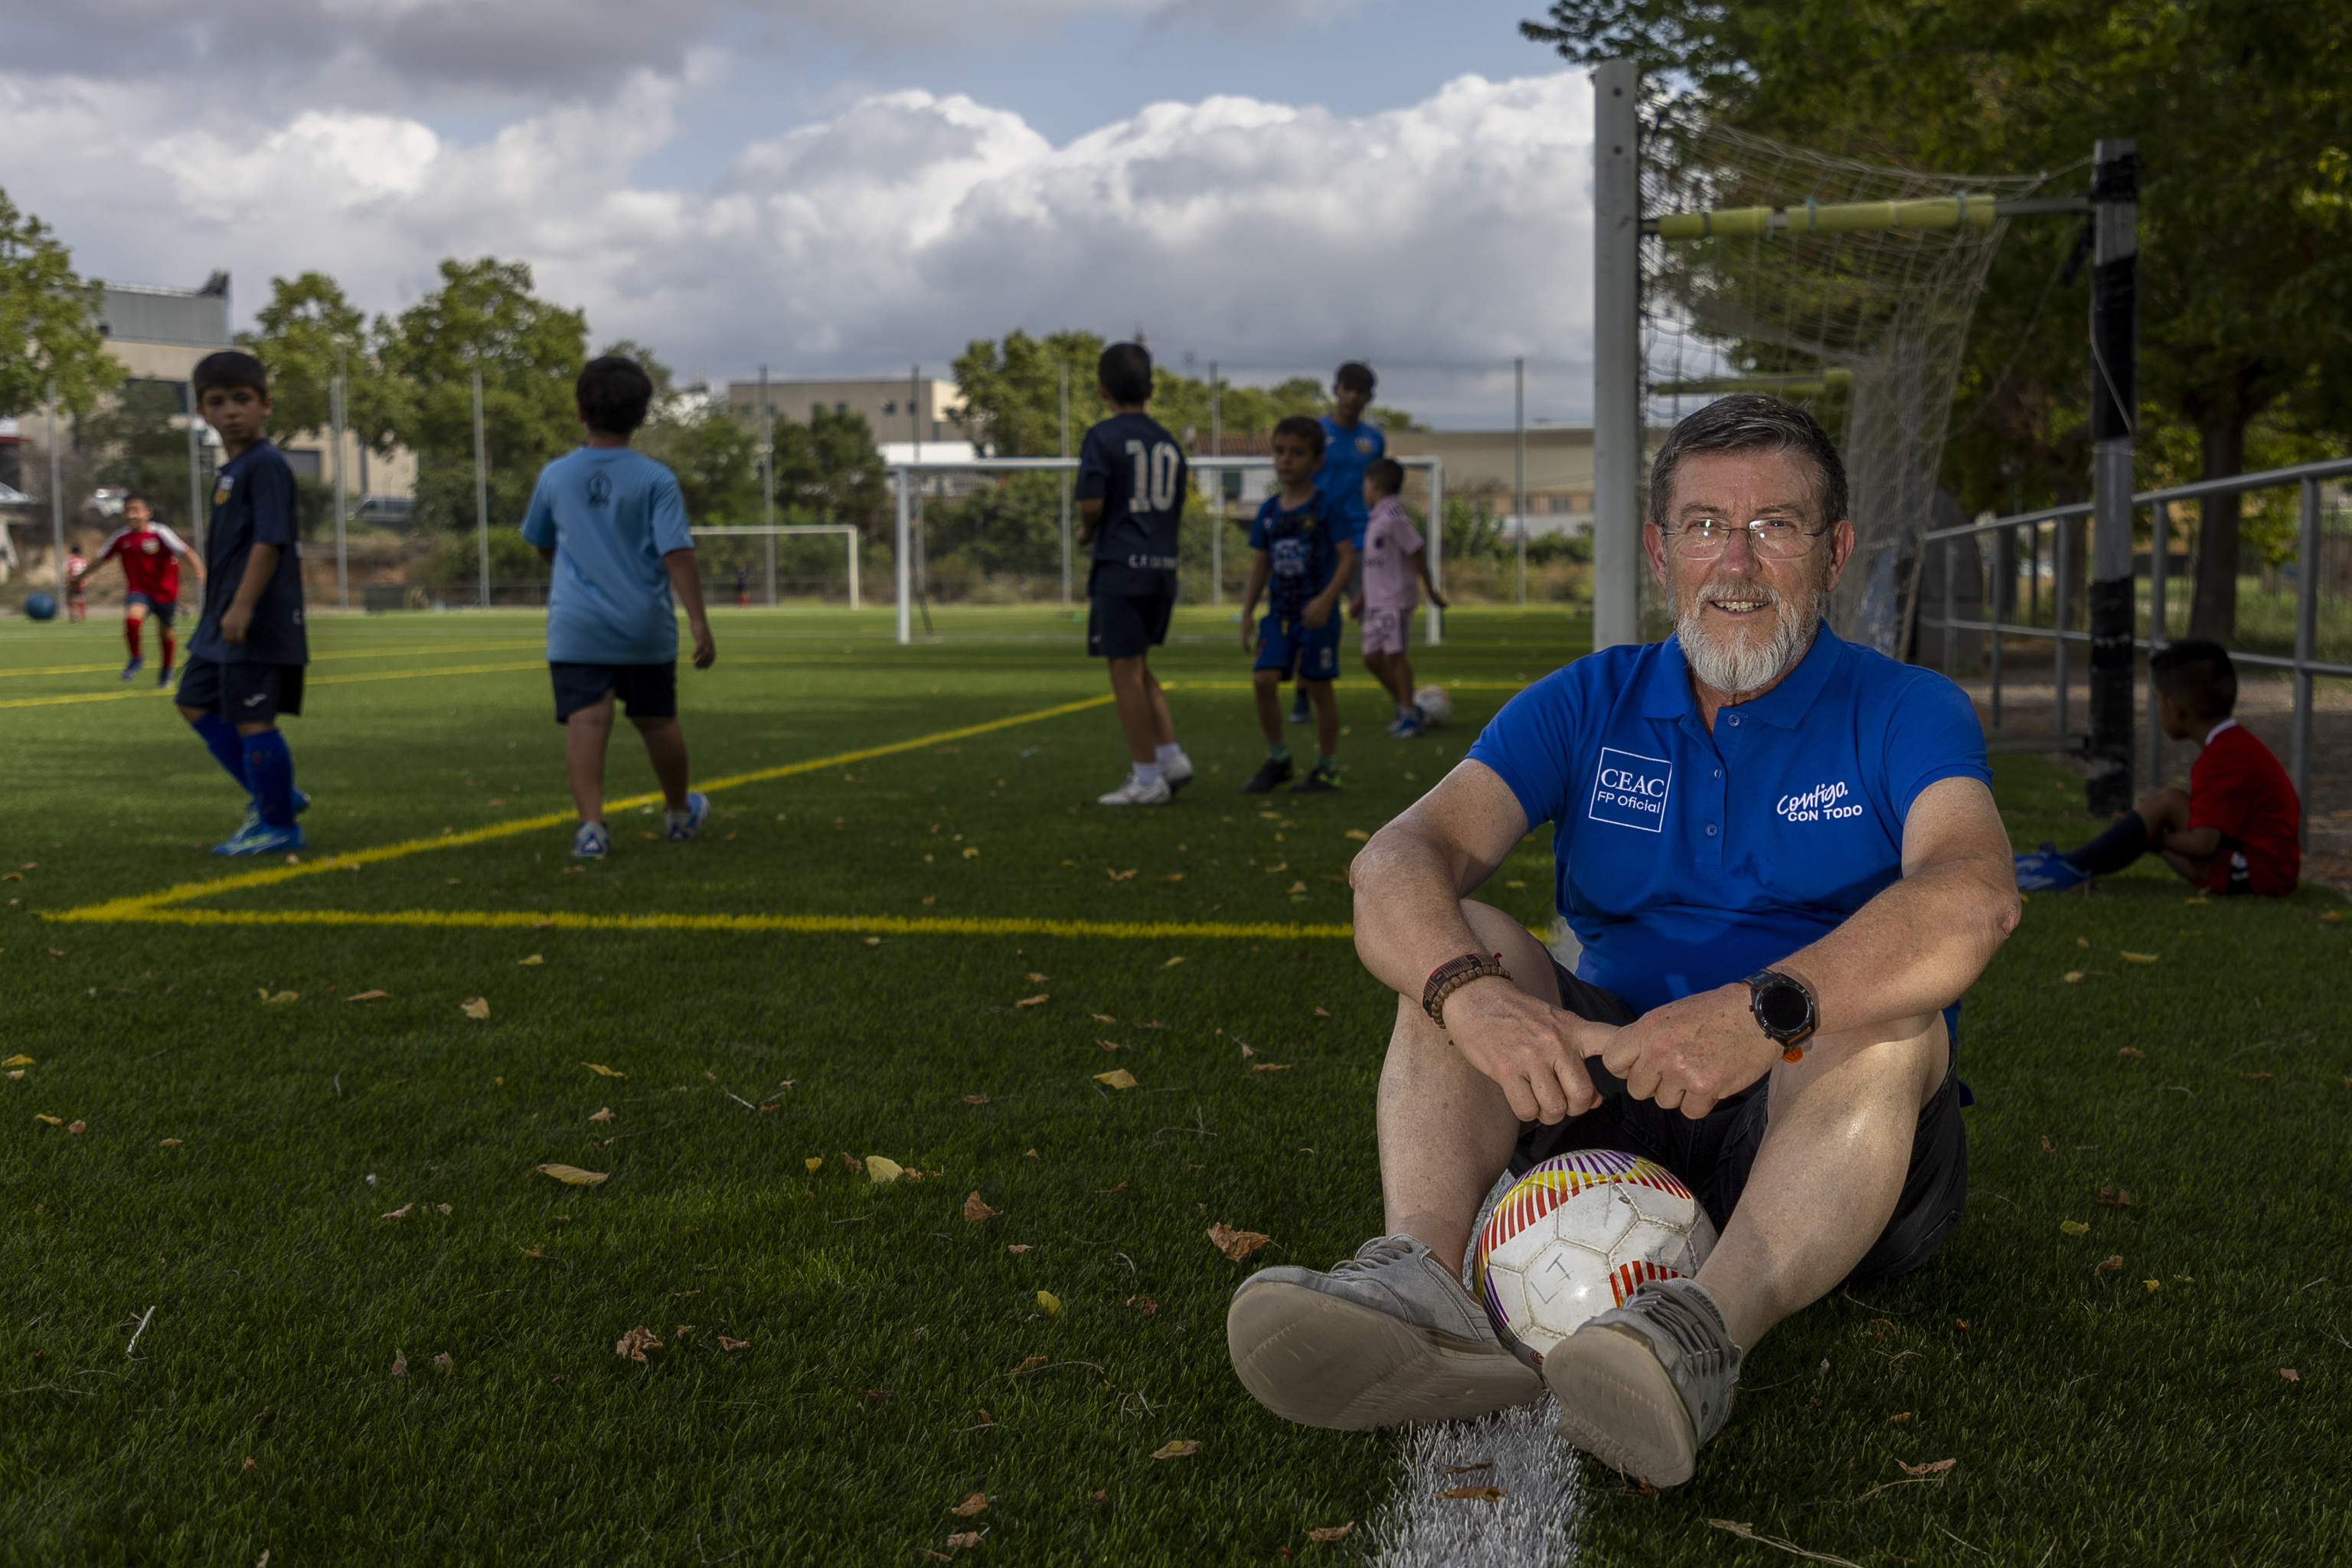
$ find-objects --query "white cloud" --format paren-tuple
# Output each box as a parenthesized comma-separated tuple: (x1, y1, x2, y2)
(0, 67, 1595, 423)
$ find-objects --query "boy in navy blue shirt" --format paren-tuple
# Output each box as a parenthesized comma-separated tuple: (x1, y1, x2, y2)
(521, 355, 716, 860)
(175, 351, 312, 855)
(1076, 342, 1195, 807)
(1291, 361, 1384, 726)
(1243, 415, 1356, 793)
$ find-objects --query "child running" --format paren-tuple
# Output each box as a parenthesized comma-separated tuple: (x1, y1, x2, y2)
(1076, 341, 1194, 806)
(1243, 416, 1356, 794)
(522, 354, 715, 861)
(174, 351, 311, 855)
(75, 495, 203, 684)
(1354, 458, 1446, 736)
(2016, 639, 2300, 894)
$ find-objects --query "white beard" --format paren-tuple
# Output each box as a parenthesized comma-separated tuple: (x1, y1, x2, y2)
(1673, 576, 1821, 696)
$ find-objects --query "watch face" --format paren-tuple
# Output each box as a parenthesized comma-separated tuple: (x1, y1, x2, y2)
(1757, 981, 1809, 1034)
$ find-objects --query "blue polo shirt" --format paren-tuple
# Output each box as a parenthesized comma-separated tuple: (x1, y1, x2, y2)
(1465, 626, 1989, 1014)
(1317, 416, 1384, 546)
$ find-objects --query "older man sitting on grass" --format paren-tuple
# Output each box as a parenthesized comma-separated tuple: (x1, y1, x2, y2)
(1225, 394, 2021, 1487)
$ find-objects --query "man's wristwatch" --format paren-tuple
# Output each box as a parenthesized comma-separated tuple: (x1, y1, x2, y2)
(1746, 969, 1818, 1062)
(1424, 952, 1511, 1026)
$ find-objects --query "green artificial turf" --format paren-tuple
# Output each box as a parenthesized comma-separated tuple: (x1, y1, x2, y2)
(2, 605, 2345, 1566)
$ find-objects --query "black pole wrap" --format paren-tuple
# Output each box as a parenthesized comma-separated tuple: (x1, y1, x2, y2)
(2085, 140, 2139, 817)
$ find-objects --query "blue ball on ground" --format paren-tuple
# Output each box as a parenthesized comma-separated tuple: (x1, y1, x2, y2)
(24, 592, 57, 622)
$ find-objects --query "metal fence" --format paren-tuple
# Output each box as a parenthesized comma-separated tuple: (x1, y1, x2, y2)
(1920, 454, 2352, 842)
(885, 455, 1447, 647)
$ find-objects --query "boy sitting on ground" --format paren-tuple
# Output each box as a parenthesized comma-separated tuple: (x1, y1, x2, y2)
(1242, 416, 1357, 795)
(1076, 341, 1195, 806)
(1355, 457, 1446, 737)
(521, 354, 716, 861)
(2017, 639, 2299, 894)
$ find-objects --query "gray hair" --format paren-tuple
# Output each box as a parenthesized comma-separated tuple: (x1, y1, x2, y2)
(1648, 394, 1848, 530)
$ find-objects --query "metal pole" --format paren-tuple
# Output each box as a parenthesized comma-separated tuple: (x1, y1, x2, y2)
(1207, 361, 1220, 608)
(760, 364, 776, 608)
(332, 363, 349, 611)
(894, 466, 911, 645)
(1940, 537, 1955, 673)
(846, 525, 861, 611)
(1426, 456, 1446, 646)
(2145, 500, 2168, 787)
(1989, 524, 2005, 729)
(911, 364, 921, 461)
(1589, 56, 1642, 649)
(185, 397, 204, 560)
(2054, 515, 2072, 741)
(2085, 136, 2139, 812)
(47, 381, 65, 598)
(2292, 477, 2320, 847)
(1059, 360, 1072, 608)
(1514, 355, 1527, 606)
(471, 366, 490, 609)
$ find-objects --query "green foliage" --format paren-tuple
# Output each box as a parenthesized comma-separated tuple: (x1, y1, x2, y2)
(238, 272, 394, 452)
(636, 404, 761, 531)
(773, 407, 889, 542)
(0, 185, 122, 418)
(375, 258, 589, 534)
(80, 380, 201, 527)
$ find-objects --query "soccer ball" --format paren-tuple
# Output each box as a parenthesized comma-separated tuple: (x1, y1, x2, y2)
(23, 593, 57, 622)
(1412, 684, 1453, 728)
(1472, 1149, 1718, 1370)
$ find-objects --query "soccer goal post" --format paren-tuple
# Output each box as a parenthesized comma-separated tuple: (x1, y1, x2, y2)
(689, 524, 861, 609)
(886, 455, 1447, 647)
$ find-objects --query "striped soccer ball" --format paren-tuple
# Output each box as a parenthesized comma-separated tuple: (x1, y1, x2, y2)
(1472, 1149, 1719, 1370)
(1411, 684, 1452, 728)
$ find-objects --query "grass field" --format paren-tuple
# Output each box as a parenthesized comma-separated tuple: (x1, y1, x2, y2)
(3, 604, 2347, 1566)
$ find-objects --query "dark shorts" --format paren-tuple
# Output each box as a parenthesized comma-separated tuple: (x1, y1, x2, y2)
(177, 657, 304, 722)
(1087, 591, 1176, 660)
(2204, 833, 2293, 897)
(125, 593, 176, 626)
(1254, 612, 1342, 682)
(1512, 960, 1968, 1289)
(550, 661, 677, 724)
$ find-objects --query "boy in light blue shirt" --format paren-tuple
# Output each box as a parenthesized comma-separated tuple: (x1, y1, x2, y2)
(521, 354, 717, 860)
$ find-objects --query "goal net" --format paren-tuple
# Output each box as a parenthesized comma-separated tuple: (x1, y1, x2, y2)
(1640, 122, 2048, 653)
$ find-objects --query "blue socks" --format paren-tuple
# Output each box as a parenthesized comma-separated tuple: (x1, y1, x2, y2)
(2063, 812, 2149, 875)
(191, 711, 250, 794)
(243, 730, 297, 828)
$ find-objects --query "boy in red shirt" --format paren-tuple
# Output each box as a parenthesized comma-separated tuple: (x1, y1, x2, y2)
(2017, 639, 2299, 894)
(74, 495, 204, 684)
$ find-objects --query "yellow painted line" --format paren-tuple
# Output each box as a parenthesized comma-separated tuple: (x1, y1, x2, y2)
(51, 693, 1116, 923)
(80, 906, 1354, 941)
(1164, 679, 1536, 691)
(0, 639, 550, 681)
(0, 660, 548, 710)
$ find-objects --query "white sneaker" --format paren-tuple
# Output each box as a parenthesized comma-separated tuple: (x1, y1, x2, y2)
(1161, 752, 1196, 793)
(1097, 775, 1173, 806)
(572, 822, 610, 859)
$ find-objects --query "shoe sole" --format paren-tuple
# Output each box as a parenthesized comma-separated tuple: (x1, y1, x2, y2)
(1543, 1322, 1700, 1485)
(1227, 1281, 1543, 1430)
(1165, 772, 1193, 795)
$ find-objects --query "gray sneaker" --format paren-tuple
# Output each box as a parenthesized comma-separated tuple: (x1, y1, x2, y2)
(1542, 1276, 1743, 1486)
(1227, 1234, 1545, 1430)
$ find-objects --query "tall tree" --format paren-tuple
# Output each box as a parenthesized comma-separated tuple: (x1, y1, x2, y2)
(374, 257, 589, 535)
(1523, 0, 2352, 638)
(0, 186, 121, 417)
(239, 272, 400, 472)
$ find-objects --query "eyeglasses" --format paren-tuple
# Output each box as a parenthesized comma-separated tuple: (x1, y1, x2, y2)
(1659, 517, 1828, 560)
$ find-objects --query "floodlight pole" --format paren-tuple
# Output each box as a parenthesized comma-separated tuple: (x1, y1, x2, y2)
(332, 359, 349, 612)
(760, 364, 776, 607)
(185, 392, 205, 559)
(1059, 360, 1072, 607)
(1590, 57, 1642, 649)
(47, 381, 65, 599)
(2085, 138, 2138, 814)
(472, 367, 490, 609)
(1208, 361, 1222, 607)
(894, 466, 912, 645)
(1514, 356, 1527, 606)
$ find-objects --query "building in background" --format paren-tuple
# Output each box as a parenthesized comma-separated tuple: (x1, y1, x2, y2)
(725, 375, 965, 448)
(1386, 424, 1669, 540)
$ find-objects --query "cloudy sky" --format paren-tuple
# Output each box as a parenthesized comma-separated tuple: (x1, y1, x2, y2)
(0, 0, 1600, 426)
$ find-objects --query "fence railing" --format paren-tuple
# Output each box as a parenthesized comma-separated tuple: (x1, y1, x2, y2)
(1921, 455, 2352, 842)
(886, 455, 1446, 648)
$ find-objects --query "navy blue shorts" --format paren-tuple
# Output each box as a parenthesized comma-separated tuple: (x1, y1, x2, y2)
(1254, 612, 1341, 683)
(1513, 959, 1968, 1289)
(125, 593, 177, 626)
(550, 661, 677, 724)
(1088, 591, 1176, 660)
(178, 657, 303, 721)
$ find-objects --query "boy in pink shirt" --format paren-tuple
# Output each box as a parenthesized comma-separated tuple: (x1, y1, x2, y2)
(1355, 459, 1447, 737)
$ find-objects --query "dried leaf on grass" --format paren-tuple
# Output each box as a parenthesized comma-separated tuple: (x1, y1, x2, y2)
(1344, 828, 1370, 841)
(518, 955, 543, 965)
(2121, 951, 2159, 963)
(2279, 1367, 2301, 1382)
(1305, 1522, 1354, 1543)
(390, 1349, 408, 1377)
(1126, 1295, 1158, 1315)
(459, 997, 491, 1019)
(962, 1094, 990, 1104)
(67, 1120, 86, 1134)
(950, 1493, 991, 1517)
(588, 1107, 615, 1123)
(1208, 1223, 1271, 1261)
(346, 990, 388, 1003)
(158, 1138, 182, 1148)
(1251, 1063, 1292, 1074)
(804, 1157, 824, 1172)
(2060, 1220, 2090, 1236)
(432, 1352, 454, 1373)
(2, 1054, 32, 1067)
(1150, 1439, 1200, 1460)
(2063, 972, 2086, 984)
(1093, 1069, 1138, 1090)
(1898, 1459, 1958, 1477)
(1014, 995, 1050, 1008)
(2096, 1185, 2134, 1207)
(1312, 1007, 1331, 1018)
(719, 1337, 749, 1351)
(258, 990, 299, 1005)
(1037, 1291, 1064, 1318)
(1440, 1486, 1504, 1501)
(1162, 956, 1184, 968)
(1007, 1244, 1032, 1255)
(615, 1325, 662, 1361)
(946, 1532, 982, 1549)
(867, 1156, 906, 1184)
(582, 1063, 626, 1078)
(964, 1192, 999, 1223)
(34, 1114, 61, 1126)
(2118, 1047, 2146, 1059)
(536, 1164, 610, 1186)
(381, 1203, 415, 1220)
(2095, 1255, 2124, 1275)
